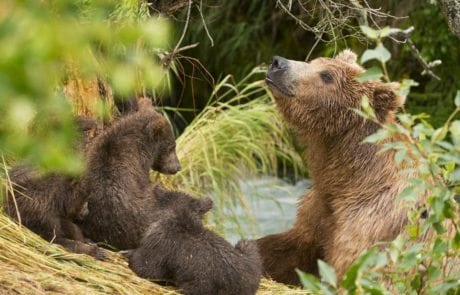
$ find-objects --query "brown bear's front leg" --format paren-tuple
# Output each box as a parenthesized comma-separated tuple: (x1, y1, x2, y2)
(256, 189, 329, 285)
(257, 229, 321, 285)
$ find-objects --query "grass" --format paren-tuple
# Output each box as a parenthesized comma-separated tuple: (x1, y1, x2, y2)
(154, 67, 306, 235)
(0, 213, 175, 295)
(0, 212, 309, 294)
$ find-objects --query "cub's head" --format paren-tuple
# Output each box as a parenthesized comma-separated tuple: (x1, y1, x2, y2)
(139, 98, 181, 175)
(149, 189, 213, 233)
(265, 50, 404, 138)
(155, 190, 213, 220)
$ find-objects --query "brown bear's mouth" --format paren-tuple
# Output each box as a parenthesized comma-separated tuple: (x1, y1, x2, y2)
(265, 77, 295, 97)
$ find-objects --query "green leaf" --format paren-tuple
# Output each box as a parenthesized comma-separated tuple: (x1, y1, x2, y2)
(398, 79, 419, 98)
(427, 265, 441, 280)
(394, 149, 407, 165)
(342, 263, 359, 291)
(360, 25, 379, 39)
(455, 90, 460, 107)
(296, 269, 321, 292)
(357, 95, 376, 119)
(452, 232, 460, 249)
(361, 44, 391, 64)
(450, 120, 460, 137)
(363, 129, 388, 144)
(410, 274, 421, 291)
(357, 66, 383, 82)
(320, 285, 338, 295)
(397, 186, 418, 202)
(433, 238, 447, 254)
(318, 260, 337, 288)
(431, 125, 448, 144)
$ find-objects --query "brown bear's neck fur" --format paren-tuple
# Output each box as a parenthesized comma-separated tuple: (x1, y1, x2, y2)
(304, 114, 400, 206)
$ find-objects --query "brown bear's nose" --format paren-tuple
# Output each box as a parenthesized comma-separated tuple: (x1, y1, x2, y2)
(271, 56, 289, 71)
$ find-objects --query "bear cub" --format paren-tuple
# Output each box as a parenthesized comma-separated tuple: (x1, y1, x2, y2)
(79, 98, 181, 250)
(4, 166, 105, 259)
(3, 116, 108, 259)
(127, 190, 262, 295)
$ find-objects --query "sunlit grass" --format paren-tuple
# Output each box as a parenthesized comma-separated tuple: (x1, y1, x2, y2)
(154, 67, 306, 235)
(0, 211, 309, 294)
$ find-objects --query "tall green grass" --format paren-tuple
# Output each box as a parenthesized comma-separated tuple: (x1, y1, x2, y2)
(155, 67, 306, 235)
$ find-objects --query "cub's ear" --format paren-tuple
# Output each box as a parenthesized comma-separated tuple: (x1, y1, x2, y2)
(335, 49, 358, 64)
(138, 97, 155, 111)
(144, 115, 167, 136)
(372, 82, 404, 119)
(195, 197, 213, 216)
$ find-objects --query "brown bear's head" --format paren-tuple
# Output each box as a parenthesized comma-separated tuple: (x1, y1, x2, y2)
(265, 50, 403, 138)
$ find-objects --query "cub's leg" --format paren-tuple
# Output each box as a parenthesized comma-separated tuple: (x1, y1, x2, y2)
(57, 219, 107, 260)
(55, 237, 107, 260)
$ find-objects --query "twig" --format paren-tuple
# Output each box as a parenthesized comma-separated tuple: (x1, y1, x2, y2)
(160, 0, 195, 69)
(173, 0, 193, 53)
(198, 0, 214, 47)
(305, 32, 323, 61)
(391, 26, 441, 81)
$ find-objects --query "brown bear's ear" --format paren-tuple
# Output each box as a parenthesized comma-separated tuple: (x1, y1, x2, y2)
(372, 82, 404, 119)
(335, 49, 358, 64)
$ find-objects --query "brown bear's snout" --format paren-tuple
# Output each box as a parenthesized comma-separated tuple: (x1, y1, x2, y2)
(271, 56, 290, 71)
(266, 56, 295, 97)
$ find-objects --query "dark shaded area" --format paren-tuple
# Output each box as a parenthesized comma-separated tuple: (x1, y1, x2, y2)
(152, 1, 459, 127)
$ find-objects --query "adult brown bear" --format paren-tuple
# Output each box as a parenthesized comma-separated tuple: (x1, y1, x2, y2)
(257, 50, 407, 284)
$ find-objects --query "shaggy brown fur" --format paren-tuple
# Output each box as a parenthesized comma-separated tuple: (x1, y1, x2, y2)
(127, 190, 262, 295)
(79, 98, 181, 250)
(3, 117, 110, 259)
(258, 50, 408, 284)
(4, 166, 106, 259)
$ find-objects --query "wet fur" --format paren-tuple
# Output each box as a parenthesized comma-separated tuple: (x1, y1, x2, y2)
(79, 99, 181, 249)
(4, 166, 105, 259)
(127, 191, 262, 295)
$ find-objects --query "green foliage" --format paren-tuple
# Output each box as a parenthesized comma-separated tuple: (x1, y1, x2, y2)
(395, 2, 460, 127)
(0, 0, 168, 173)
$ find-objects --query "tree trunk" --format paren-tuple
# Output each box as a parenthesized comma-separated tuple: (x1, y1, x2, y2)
(437, 0, 460, 39)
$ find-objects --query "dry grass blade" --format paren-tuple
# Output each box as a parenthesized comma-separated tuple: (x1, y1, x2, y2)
(0, 211, 308, 294)
(0, 213, 177, 295)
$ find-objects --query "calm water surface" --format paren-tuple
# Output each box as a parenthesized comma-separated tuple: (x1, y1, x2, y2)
(222, 177, 312, 243)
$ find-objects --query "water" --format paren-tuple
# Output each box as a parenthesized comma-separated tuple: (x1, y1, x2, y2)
(222, 176, 312, 243)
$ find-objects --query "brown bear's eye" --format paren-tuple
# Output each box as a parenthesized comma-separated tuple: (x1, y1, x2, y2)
(320, 71, 333, 84)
